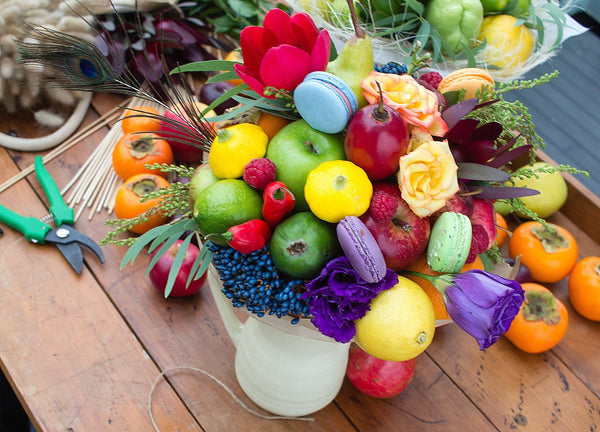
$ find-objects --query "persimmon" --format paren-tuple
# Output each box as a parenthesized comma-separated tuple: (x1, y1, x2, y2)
(257, 112, 292, 141)
(495, 212, 508, 247)
(568, 256, 600, 321)
(121, 106, 161, 135)
(224, 50, 244, 86)
(504, 282, 568, 353)
(404, 254, 484, 321)
(112, 132, 173, 180)
(114, 173, 171, 234)
(508, 221, 577, 283)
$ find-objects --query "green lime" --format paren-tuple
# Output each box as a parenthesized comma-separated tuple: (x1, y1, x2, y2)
(193, 179, 263, 235)
(269, 212, 340, 279)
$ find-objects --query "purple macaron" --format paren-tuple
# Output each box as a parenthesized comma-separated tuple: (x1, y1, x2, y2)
(336, 216, 387, 283)
(293, 71, 358, 134)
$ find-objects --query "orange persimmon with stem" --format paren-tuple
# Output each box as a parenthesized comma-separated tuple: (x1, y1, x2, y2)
(112, 132, 173, 180)
(504, 282, 568, 353)
(495, 212, 508, 247)
(509, 221, 577, 283)
(568, 256, 600, 321)
(114, 173, 171, 234)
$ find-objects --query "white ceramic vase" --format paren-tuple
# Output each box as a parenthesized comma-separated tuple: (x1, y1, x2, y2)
(207, 267, 350, 417)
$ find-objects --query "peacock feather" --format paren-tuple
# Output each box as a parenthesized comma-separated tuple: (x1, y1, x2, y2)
(16, 7, 217, 153)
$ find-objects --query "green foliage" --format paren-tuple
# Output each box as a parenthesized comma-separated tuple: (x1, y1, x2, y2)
(179, 0, 285, 38)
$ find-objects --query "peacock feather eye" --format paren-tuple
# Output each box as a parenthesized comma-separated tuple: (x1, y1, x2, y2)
(78, 58, 99, 81)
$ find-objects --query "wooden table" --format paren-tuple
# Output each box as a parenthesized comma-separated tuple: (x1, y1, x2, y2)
(1, 92, 600, 432)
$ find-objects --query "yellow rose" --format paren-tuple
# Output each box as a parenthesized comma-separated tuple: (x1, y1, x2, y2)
(398, 140, 459, 217)
(361, 71, 448, 137)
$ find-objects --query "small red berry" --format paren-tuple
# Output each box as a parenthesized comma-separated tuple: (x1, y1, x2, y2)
(369, 190, 398, 223)
(467, 224, 490, 263)
(243, 158, 277, 190)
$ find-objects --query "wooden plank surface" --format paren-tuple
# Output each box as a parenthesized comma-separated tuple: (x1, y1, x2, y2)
(1, 92, 600, 431)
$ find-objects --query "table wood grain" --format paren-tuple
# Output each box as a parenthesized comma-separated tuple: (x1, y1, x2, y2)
(1, 92, 599, 432)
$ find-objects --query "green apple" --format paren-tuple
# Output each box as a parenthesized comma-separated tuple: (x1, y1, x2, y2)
(494, 199, 513, 216)
(512, 162, 568, 218)
(188, 163, 219, 208)
(266, 120, 346, 212)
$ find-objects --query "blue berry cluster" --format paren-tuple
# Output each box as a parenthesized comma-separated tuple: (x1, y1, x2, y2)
(209, 243, 310, 323)
(374, 61, 408, 75)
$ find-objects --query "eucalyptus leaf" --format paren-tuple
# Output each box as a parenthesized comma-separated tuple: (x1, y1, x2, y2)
(145, 234, 181, 278)
(172, 60, 238, 75)
(468, 185, 540, 199)
(148, 218, 197, 253)
(163, 233, 195, 298)
(120, 223, 172, 269)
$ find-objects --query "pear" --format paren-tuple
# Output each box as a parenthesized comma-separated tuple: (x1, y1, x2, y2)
(326, 0, 373, 108)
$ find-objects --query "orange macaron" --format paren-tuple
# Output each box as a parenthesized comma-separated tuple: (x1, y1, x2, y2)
(437, 68, 495, 100)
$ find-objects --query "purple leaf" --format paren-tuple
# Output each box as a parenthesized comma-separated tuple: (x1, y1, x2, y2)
(471, 121, 503, 141)
(458, 163, 510, 181)
(487, 145, 533, 168)
(442, 98, 479, 129)
(467, 185, 540, 199)
(446, 118, 480, 141)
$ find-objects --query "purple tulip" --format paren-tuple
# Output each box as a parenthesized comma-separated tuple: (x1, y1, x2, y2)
(233, 8, 330, 98)
(437, 270, 524, 350)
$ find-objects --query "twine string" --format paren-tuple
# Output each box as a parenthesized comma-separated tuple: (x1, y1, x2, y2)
(148, 365, 315, 431)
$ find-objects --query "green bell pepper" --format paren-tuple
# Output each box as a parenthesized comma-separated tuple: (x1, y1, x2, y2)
(425, 0, 484, 54)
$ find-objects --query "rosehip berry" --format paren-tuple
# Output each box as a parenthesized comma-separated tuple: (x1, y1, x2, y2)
(243, 158, 277, 190)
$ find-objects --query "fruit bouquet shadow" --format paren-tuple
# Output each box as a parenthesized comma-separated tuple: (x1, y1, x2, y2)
(91, 3, 590, 419)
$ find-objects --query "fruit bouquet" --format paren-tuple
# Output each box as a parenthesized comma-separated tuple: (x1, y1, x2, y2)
(98, 0, 589, 362)
(288, 0, 586, 81)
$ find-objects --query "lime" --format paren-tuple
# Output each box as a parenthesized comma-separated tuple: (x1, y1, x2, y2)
(477, 14, 534, 70)
(354, 276, 435, 361)
(269, 212, 340, 279)
(193, 179, 263, 235)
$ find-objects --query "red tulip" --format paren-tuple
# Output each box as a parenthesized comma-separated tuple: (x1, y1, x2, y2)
(234, 8, 330, 98)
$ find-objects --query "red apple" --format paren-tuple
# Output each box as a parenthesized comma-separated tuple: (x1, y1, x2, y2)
(360, 181, 430, 271)
(346, 344, 416, 398)
(344, 100, 409, 181)
(159, 102, 216, 162)
(149, 239, 207, 297)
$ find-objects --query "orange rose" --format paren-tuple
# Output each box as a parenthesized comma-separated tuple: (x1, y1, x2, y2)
(361, 71, 448, 137)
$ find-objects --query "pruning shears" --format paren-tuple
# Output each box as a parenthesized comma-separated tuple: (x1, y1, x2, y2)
(0, 156, 104, 274)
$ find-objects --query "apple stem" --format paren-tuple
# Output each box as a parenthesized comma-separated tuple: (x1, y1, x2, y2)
(346, 0, 366, 39)
(372, 81, 390, 123)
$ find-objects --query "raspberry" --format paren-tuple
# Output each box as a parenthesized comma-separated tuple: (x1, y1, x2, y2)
(369, 190, 398, 223)
(466, 224, 490, 263)
(419, 71, 443, 90)
(243, 158, 277, 190)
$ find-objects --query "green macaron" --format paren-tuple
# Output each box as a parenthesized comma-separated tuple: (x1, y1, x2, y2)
(427, 212, 473, 273)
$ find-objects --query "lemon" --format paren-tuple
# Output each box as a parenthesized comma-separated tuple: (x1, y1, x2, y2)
(354, 276, 436, 361)
(208, 123, 268, 179)
(477, 14, 534, 70)
(193, 179, 263, 235)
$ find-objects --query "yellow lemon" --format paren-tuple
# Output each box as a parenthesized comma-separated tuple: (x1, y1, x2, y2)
(208, 123, 268, 179)
(477, 14, 535, 70)
(354, 276, 436, 361)
(304, 160, 373, 223)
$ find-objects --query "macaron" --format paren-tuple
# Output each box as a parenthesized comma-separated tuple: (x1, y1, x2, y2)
(337, 216, 386, 283)
(427, 212, 473, 273)
(437, 68, 495, 100)
(293, 71, 358, 134)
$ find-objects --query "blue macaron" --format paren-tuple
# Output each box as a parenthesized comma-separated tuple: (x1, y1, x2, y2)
(293, 71, 358, 134)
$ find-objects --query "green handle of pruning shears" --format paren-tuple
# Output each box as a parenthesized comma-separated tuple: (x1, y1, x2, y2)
(34, 156, 74, 226)
(0, 204, 50, 243)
